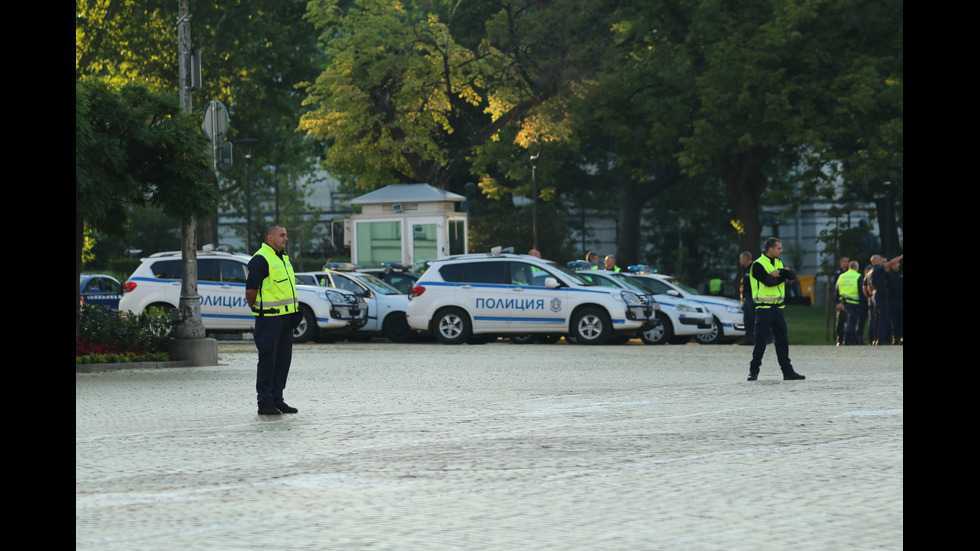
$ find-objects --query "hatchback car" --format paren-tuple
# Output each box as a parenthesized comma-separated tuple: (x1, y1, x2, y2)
(406, 251, 658, 345)
(574, 269, 713, 345)
(118, 250, 368, 342)
(79, 273, 123, 309)
(628, 269, 745, 344)
(296, 266, 415, 343)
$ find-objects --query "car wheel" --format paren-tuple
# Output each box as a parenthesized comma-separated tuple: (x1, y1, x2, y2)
(571, 307, 611, 345)
(382, 312, 416, 343)
(640, 314, 672, 345)
(433, 307, 472, 344)
(292, 305, 317, 343)
(695, 316, 724, 345)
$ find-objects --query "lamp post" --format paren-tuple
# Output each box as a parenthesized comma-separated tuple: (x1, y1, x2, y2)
(531, 153, 540, 251)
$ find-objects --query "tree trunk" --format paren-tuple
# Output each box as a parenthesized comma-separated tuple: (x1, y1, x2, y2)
(616, 180, 653, 267)
(718, 147, 771, 261)
(76, 211, 84, 343)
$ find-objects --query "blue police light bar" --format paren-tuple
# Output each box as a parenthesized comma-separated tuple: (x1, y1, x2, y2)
(627, 265, 658, 273)
(380, 262, 409, 270)
(568, 261, 597, 270)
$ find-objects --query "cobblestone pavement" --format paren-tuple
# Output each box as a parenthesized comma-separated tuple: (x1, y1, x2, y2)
(76, 341, 903, 550)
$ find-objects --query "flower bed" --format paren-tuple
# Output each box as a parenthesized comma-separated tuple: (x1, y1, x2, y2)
(76, 304, 174, 364)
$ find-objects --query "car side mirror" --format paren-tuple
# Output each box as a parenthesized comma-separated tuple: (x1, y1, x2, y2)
(545, 277, 560, 288)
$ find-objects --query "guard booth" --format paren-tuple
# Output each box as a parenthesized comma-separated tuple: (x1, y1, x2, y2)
(347, 184, 468, 271)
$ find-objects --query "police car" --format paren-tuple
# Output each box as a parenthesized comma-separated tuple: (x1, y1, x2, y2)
(118, 249, 368, 342)
(573, 268, 713, 345)
(628, 268, 745, 344)
(295, 264, 416, 343)
(80, 273, 124, 309)
(358, 262, 421, 295)
(405, 250, 658, 345)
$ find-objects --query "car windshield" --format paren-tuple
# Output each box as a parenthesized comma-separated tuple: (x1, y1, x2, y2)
(608, 273, 653, 293)
(541, 260, 596, 286)
(353, 273, 403, 295)
(661, 275, 700, 295)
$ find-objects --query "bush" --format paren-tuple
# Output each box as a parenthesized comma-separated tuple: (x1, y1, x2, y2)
(76, 304, 175, 361)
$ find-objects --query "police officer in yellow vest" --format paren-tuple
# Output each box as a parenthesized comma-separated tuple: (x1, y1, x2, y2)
(747, 237, 806, 381)
(835, 260, 862, 345)
(245, 224, 301, 415)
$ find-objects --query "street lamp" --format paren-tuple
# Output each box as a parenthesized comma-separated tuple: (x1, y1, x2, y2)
(531, 153, 540, 251)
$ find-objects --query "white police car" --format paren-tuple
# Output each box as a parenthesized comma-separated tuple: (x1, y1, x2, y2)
(296, 264, 415, 343)
(574, 269, 713, 345)
(118, 249, 368, 342)
(628, 268, 745, 344)
(358, 262, 421, 295)
(406, 250, 658, 345)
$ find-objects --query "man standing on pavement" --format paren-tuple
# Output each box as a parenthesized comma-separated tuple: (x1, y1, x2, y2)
(747, 237, 806, 381)
(738, 251, 756, 346)
(246, 224, 300, 415)
(835, 260, 862, 345)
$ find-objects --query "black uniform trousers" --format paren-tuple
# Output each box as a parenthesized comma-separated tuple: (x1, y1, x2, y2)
(749, 306, 793, 376)
(254, 314, 293, 407)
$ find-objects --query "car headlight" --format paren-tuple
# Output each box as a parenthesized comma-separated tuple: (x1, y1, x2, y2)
(619, 291, 642, 305)
(318, 289, 350, 306)
(676, 303, 697, 312)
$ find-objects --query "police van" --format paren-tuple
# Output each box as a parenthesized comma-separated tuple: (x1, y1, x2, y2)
(405, 250, 658, 345)
(118, 249, 368, 342)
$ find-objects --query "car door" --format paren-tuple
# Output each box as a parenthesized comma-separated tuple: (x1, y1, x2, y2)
(199, 258, 252, 330)
(457, 260, 567, 333)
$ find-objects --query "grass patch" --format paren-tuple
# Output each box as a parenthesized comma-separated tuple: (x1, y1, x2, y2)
(783, 304, 863, 345)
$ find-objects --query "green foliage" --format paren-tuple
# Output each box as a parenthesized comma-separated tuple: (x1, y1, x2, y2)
(76, 304, 175, 360)
(468, 199, 577, 262)
(75, 77, 215, 235)
(300, 0, 616, 192)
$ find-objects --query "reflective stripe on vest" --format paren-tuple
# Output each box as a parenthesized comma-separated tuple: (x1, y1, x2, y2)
(837, 270, 861, 305)
(252, 243, 298, 316)
(750, 254, 785, 308)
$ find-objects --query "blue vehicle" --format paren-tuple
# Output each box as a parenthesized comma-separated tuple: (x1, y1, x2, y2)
(79, 273, 123, 309)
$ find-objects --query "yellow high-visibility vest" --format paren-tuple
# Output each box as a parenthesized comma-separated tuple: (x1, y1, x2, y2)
(251, 243, 298, 316)
(751, 254, 785, 309)
(837, 269, 861, 305)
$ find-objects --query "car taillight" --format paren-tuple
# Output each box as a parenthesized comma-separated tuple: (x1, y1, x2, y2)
(123, 281, 137, 293)
(409, 285, 425, 298)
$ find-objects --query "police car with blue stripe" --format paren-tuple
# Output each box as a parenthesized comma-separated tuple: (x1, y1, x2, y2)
(118, 248, 368, 342)
(405, 248, 658, 345)
(569, 267, 713, 345)
(628, 267, 745, 344)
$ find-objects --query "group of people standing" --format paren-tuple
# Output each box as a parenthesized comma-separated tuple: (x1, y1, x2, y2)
(833, 253, 904, 346)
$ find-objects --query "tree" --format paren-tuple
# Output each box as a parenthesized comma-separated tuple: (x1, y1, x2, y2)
(77, 0, 326, 244)
(604, 0, 902, 261)
(76, 78, 214, 339)
(299, 0, 618, 194)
